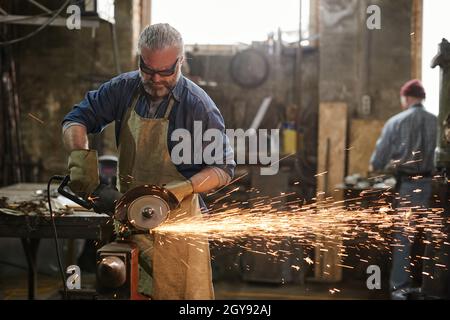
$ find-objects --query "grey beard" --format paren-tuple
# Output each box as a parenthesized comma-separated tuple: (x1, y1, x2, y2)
(144, 85, 169, 99)
(139, 71, 181, 97)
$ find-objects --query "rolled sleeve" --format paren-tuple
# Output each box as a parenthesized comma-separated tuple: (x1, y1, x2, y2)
(62, 78, 123, 134)
(62, 121, 86, 134)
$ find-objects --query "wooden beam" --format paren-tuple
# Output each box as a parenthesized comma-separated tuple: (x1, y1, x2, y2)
(317, 102, 348, 201)
(309, 0, 320, 48)
(0, 14, 100, 28)
(348, 119, 385, 177)
(141, 0, 151, 30)
(315, 104, 347, 284)
(411, 0, 423, 80)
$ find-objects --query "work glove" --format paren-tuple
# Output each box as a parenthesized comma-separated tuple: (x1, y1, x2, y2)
(90, 184, 123, 216)
(68, 149, 99, 198)
(163, 180, 194, 204)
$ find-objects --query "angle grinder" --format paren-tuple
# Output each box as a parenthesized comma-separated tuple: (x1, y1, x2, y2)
(57, 176, 179, 234)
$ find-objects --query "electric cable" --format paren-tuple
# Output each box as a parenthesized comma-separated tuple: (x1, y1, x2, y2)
(47, 175, 68, 300)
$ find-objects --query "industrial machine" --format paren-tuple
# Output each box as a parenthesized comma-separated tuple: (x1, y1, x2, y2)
(431, 38, 450, 173)
(57, 177, 179, 299)
(421, 38, 450, 299)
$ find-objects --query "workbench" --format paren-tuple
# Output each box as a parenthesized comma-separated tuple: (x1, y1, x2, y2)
(0, 183, 113, 299)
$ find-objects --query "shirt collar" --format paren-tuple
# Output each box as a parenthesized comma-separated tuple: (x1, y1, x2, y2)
(170, 76, 184, 102)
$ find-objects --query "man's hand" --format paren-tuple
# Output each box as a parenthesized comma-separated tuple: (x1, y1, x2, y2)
(189, 167, 231, 193)
(164, 180, 194, 203)
(163, 167, 231, 203)
(68, 149, 100, 197)
(90, 184, 123, 216)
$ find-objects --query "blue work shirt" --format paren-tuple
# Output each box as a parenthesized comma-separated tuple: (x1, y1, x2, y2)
(370, 104, 437, 175)
(63, 71, 235, 181)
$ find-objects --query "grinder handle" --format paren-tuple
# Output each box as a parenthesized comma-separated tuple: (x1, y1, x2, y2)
(57, 175, 93, 209)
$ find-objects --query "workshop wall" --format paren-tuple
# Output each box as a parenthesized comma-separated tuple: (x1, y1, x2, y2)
(188, 46, 318, 130)
(318, 0, 414, 182)
(11, 0, 413, 187)
(185, 45, 319, 200)
(14, 0, 136, 181)
(319, 0, 412, 120)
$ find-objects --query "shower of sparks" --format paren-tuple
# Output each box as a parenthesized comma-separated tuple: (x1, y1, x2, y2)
(329, 288, 341, 294)
(207, 173, 248, 197)
(152, 185, 450, 277)
(156, 204, 396, 242)
(155, 197, 448, 251)
(27, 113, 44, 124)
(314, 171, 328, 177)
(198, 175, 210, 187)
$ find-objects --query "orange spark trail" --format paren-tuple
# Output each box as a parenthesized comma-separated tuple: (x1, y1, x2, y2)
(27, 113, 44, 124)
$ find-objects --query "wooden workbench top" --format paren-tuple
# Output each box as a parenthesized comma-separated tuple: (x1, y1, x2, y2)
(0, 183, 113, 239)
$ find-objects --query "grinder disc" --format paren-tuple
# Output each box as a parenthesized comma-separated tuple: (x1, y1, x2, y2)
(127, 195, 170, 231)
(115, 185, 179, 232)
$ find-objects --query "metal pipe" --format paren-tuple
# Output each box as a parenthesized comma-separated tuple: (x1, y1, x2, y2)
(110, 22, 121, 74)
(431, 38, 450, 172)
(27, 0, 52, 14)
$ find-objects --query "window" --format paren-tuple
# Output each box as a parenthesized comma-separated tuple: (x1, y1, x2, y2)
(422, 0, 450, 115)
(151, 0, 310, 45)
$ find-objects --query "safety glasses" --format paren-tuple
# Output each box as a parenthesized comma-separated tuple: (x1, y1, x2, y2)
(139, 56, 180, 77)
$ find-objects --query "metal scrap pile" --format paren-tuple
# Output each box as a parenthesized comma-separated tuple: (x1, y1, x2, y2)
(0, 195, 73, 216)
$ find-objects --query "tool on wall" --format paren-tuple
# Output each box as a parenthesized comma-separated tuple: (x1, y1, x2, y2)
(230, 48, 270, 89)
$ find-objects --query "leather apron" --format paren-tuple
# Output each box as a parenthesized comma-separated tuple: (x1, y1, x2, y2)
(117, 90, 214, 300)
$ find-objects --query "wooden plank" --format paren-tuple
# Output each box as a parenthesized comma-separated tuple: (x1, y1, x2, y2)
(317, 103, 348, 200)
(348, 119, 385, 176)
(315, 103, 347, 283)
(411, 0, 423, 80)
(314, 236, 343, 283)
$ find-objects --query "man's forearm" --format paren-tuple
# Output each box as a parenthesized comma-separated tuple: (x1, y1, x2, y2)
(63, 124, 89, 151)
(189, 167, 231, 194)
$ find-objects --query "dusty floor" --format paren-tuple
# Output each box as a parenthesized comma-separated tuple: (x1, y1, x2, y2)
(0, 265, 389, 300)
(0, 237, 393, 300)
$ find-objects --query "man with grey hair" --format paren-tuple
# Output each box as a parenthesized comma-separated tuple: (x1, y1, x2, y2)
(62, 23, 235, 299)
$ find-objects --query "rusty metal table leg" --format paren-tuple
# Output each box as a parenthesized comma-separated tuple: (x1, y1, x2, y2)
(21, 238, 40, 300)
